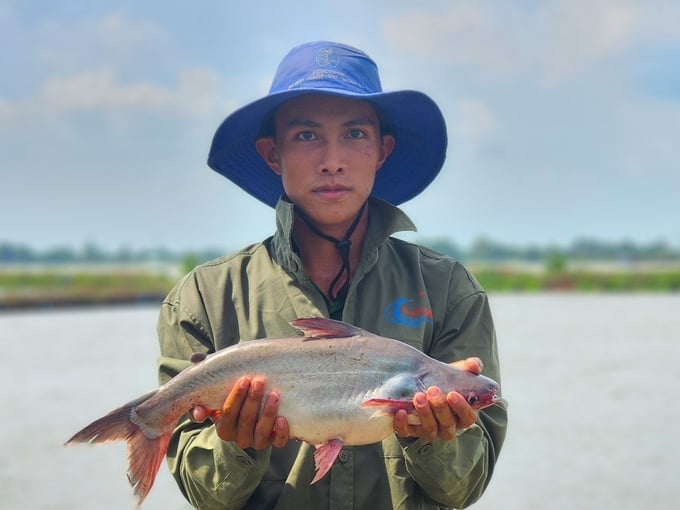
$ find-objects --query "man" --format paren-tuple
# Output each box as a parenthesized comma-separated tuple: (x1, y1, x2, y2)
(157, 41, 507, 509)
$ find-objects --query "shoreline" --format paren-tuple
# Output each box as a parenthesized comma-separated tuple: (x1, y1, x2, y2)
(1, 264, 679, 312)
(0, 291, 167, 312)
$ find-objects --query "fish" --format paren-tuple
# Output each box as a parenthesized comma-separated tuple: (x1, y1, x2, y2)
(65, 317, 500, 505)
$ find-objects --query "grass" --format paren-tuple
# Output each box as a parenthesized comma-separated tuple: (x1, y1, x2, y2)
(473, 267, 680, 292)
(1, 263, 679, 310)
(0, 269, 176, 309)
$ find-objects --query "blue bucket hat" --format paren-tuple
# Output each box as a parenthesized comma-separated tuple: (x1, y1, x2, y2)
(207, 41, 447, 207)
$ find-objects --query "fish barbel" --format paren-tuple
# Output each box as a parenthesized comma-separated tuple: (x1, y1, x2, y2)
(66, 317, 500, 505)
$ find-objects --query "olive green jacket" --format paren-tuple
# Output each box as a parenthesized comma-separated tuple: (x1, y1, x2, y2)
(157, 197, 507, 510)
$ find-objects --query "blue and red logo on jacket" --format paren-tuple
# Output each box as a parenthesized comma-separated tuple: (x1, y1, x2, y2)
(384, 292, 433, 327)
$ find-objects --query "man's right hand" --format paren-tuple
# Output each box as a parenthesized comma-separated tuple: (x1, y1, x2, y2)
(189, 376, 289, 450)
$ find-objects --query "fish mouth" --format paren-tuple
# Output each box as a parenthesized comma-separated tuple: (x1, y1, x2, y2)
(467, 390, 500, 410)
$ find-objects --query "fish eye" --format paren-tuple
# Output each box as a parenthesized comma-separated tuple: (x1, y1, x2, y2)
(467, 395, 478, 405)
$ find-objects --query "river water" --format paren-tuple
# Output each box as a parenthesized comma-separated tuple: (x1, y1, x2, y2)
(1, 294, 678, 509)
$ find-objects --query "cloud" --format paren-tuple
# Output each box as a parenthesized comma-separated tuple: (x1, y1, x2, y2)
(43, 68, 221, 115)
(0, 67, 223, 132)
(382, 2, 523, 77)
(41, 69, 172, 112)
(33, 12, 171, 73)
(383, 0, 680, 82)
(455, 98, 498, 142)
(0, 9, 237, 133)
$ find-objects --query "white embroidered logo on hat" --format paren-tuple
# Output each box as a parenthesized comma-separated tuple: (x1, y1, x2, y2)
(316, 47, 339, 68)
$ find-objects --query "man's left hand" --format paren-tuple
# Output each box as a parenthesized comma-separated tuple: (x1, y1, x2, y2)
(393, 357, 482, 441)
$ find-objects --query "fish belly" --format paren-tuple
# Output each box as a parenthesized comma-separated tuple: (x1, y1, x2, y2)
(283, 400, 394, 445)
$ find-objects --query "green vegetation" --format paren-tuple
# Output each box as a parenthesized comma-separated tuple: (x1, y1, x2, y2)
(1, 237, 679, 309)
(0, 270, 176, 309)
(3, 237, 680, 265)
(472, 267, 680, 292)
(1, 263, 678, 311)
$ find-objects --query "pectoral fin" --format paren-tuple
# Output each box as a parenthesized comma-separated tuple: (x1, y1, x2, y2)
(312, 439, 344, 484)
(361, 398, 415, 414)
(361, 398, 421, 424)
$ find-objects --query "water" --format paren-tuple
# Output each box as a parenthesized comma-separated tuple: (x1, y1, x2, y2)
(1, 294, 678, 509)
(476, 294, 680, 510)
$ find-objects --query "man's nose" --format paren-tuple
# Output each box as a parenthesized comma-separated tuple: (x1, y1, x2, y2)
(319, 140, 345, 174)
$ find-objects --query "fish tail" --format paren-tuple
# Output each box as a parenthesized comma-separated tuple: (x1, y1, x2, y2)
(65, 390, 171, 506)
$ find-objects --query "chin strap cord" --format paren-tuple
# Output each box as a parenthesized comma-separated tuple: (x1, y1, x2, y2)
(295, 201, 367, 301)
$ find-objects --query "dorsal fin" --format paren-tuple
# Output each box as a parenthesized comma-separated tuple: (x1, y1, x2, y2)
(190, 352, 207, 363)
(290, 317, 365, 339)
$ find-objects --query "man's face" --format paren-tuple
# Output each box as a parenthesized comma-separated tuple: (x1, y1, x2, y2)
(256, 94, 394, 232)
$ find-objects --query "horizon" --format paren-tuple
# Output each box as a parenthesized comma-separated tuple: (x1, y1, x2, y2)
(2, 234, 679, 259)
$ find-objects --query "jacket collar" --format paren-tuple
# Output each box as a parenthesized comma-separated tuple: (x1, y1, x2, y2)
(271, 195, 417, 273)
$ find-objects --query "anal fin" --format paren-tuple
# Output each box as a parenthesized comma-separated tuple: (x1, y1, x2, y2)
(312, 439, 344, 484)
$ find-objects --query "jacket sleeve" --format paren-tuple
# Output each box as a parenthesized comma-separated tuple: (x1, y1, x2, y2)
(402, 272, 508, 508)
(156, 281, 271, 510)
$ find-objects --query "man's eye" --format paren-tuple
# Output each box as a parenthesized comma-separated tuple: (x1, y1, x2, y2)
(296, 131, 317, 141)
(347, 129, 366, 139)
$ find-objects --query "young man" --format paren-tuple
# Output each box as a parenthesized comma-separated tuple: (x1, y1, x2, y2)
(157, 41, 507, 509)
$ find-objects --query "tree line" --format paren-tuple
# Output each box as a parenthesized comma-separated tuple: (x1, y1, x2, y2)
(426, 237, 680, 263)
(2, 237, 679, 265)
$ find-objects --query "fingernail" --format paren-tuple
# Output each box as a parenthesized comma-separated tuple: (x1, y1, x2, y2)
(415, 393, 427, 406)
(427, 387, 441, 397)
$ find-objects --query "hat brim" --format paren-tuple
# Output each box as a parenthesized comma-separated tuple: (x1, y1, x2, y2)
(207, 88, 447, 207)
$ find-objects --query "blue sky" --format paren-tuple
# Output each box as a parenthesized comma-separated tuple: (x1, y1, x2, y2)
(1, 0, 679, 252)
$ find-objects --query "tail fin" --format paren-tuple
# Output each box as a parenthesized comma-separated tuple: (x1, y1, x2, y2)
(65, 390, 172, 506)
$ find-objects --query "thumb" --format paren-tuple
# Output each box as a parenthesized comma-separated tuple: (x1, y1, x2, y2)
(450, 357, 483, 375)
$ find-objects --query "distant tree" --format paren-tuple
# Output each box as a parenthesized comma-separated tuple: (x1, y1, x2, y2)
(544, 248, 567, 273)
(82, 242, 107, 262)
(181, 252, 200, 275)
(469, 237, 518, 262)
(421, 238, 465, 260)
(43, 246, 77, 263)
(0, 242, 35, 262)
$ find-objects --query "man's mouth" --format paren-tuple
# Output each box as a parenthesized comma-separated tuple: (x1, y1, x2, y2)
(313, 185, 351, 199)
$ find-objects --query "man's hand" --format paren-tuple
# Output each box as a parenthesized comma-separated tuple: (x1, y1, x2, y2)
(393, 357, 483, 441)
(189, 376, 289, 450)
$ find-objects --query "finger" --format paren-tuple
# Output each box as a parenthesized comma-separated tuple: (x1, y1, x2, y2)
(253, 390, 280, 450)
(215, 376, 252, 441)
(235, 377, 267, 449)
(450, 357, 483, 375)
(189, 405, 208, 423)
(413, 392, 438, 441)
(271, 416, 289, 448)
(393, 409, 411, 437)
(447, 391, 477, 429)
(426, 387, 456, 440)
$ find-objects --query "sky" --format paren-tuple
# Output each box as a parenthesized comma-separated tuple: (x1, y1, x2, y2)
(1, 0, 679, 252)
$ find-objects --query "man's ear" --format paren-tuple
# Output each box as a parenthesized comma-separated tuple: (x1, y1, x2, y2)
(376, 134, 395, 171)
(255, 137, 281, 175)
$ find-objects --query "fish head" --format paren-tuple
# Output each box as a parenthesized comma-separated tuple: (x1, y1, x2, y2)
(421, 364, 501, 410)
(455, 374, 500, 410)
(459, 375, 500, 410)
